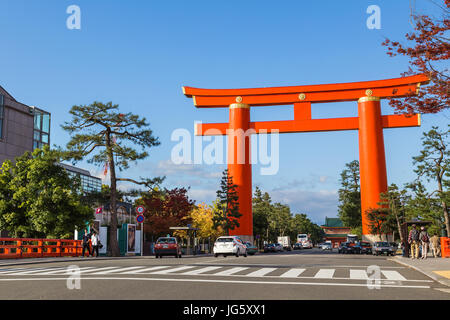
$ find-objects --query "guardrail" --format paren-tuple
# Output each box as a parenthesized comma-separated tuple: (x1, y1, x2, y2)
(0, 238, 85, 259)
(441, 237, 450, 258)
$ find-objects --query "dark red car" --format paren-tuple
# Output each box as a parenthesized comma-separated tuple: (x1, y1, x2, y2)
(154, 237, 182, 258)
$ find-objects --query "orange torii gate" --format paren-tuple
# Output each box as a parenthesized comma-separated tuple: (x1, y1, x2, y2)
(183, 74, 428, 242)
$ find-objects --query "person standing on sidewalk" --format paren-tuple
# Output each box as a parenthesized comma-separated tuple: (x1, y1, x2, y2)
(430, 233, 441, 258)
(91, 231, 99, 258)
(419, 226, 430, 259)
(81, 229, 92, 257)
(408, 224, 420, 259)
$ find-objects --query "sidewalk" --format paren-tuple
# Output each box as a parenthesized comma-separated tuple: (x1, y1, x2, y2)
(389, 255, 450, 287)
(0, 253, 214, 267)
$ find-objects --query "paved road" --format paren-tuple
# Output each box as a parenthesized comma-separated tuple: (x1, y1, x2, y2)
(0, 248, 449, 300)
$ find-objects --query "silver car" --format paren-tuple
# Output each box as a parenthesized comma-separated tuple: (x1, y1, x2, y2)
(372, 241, 395, 256)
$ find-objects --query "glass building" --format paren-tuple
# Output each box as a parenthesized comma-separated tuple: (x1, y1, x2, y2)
(0, 86, 51, 165)
(59, 163, 102, 193)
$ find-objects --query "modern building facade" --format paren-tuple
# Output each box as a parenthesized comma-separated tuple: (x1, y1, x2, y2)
(0, 86, 50, 165)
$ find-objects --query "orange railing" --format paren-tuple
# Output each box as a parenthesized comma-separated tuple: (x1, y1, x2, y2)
(441, 237, 450, 258)
(0, 238, 86, 259)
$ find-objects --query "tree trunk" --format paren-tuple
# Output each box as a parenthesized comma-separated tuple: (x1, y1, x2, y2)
(106, 128, 120, 257)
(395, 213, 404, 243)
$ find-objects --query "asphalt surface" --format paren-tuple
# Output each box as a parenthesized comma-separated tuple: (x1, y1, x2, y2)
(0, 248, 449, 300)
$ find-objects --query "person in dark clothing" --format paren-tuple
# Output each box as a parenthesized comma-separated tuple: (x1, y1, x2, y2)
(81, 229, 92, 257)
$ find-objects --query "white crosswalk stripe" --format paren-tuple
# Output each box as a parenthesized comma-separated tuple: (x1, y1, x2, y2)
(314, 269, 335, 279)
(149, 266, 196, 274)
(121, 266, 170, 274)
(381, 270, 407, 281)
(245, 268, 277, 277)
(40, 267, 97, 275)
(213, 267, 249, 276)
(279, 268, 306, 278)
(0, 265, 425, 284)
(350, 269, 369, 280)
(5, 267, 67, 275)
(181, 266, 222, 275)
(89, 266, 145, 274)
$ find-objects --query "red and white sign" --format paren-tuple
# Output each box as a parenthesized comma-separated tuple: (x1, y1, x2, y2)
(135, 205, 146, 215)
(96, 207, 102, 214)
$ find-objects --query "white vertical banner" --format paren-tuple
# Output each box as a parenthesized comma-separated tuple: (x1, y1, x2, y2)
(99, 226, 108, 254)
(135, 230, 141, 256)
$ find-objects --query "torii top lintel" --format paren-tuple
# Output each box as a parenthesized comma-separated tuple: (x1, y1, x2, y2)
(183, 74, 428, 107)
(182, 74, 429, 135)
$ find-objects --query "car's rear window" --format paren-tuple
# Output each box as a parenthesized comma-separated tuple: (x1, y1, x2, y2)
(376, 242, 389, 247)
(216, 238, 234, 242)
(157, 238, 176, 244)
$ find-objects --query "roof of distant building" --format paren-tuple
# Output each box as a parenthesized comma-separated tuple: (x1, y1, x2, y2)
(321, 217, 345, 228)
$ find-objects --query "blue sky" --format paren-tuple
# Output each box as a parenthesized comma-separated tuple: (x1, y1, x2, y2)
(1, 0, 448, 225)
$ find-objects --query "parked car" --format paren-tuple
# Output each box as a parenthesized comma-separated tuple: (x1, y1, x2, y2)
(353, 241, 372, 254)
(321, 242, 333, 251)
(244, 242, 258, 255)
(274, 243, 283, 252)
(213, 236, 247, 257)
(263, 243, 275, 253)
(338, 242, 354, 254)
(154, 237, 182, 258)
(372, 241, 395, 256)
(389, 242, 399, 255)
(293, 243, 303, 250)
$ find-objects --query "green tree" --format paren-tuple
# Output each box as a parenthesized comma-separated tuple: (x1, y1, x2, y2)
(252, 186, 272, 246)
(0, 146, 92, 238)
(61, 101, 163, 256)
(412, 126, 449, 236)
(337, 160, 362, 229)
(213, 169, 242, 235)
(377, 184, 409, 242)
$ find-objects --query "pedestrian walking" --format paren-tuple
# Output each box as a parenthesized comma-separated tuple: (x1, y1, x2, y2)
(408, 224, 420, 259)
(91, 231, 99, 258)
(419, 226, 430, 259)
(430, 233, 441, 258)
(81, 229, 92, 257)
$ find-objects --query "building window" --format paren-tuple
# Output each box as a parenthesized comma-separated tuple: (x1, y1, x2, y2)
(33, 109, 50, 150)
(0, 94, 4, 139)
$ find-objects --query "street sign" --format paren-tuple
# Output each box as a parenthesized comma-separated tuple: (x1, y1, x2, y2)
(96, 207, 102, 214)
(136, 214, 144, 224)
(135, 205, 145, 215)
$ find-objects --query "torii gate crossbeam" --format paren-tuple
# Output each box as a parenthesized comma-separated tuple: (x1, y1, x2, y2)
(183, 74, 428, 243)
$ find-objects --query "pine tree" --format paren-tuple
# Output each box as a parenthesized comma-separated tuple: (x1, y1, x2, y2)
(61, 101, 163, 256)
(213, 169, 242, 235)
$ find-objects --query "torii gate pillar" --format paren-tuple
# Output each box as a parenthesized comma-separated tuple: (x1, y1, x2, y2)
(228, 103, 253, 243)
(358, 96, 388, 241)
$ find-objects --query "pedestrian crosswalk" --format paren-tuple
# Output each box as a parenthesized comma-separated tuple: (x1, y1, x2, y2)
(0, 264, 429, 283)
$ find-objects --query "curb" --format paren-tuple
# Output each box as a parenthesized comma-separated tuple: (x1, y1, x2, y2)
(388, 257, 450, 288)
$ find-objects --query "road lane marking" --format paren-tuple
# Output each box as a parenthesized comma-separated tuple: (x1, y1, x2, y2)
(180, 267, 222, 275)
(121, 266, 170, 274)
(89, 266, 145, 274)
(381, 270, 407, 281)
(149, 266, 196, 274)
(213, 267, 249, 276)
(279, 268, 306, 278)
(245, 268, 277, 277)
(0, 277, 431, 289)
(314, 269, 335, 279)
(350, 270, 369, 280)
